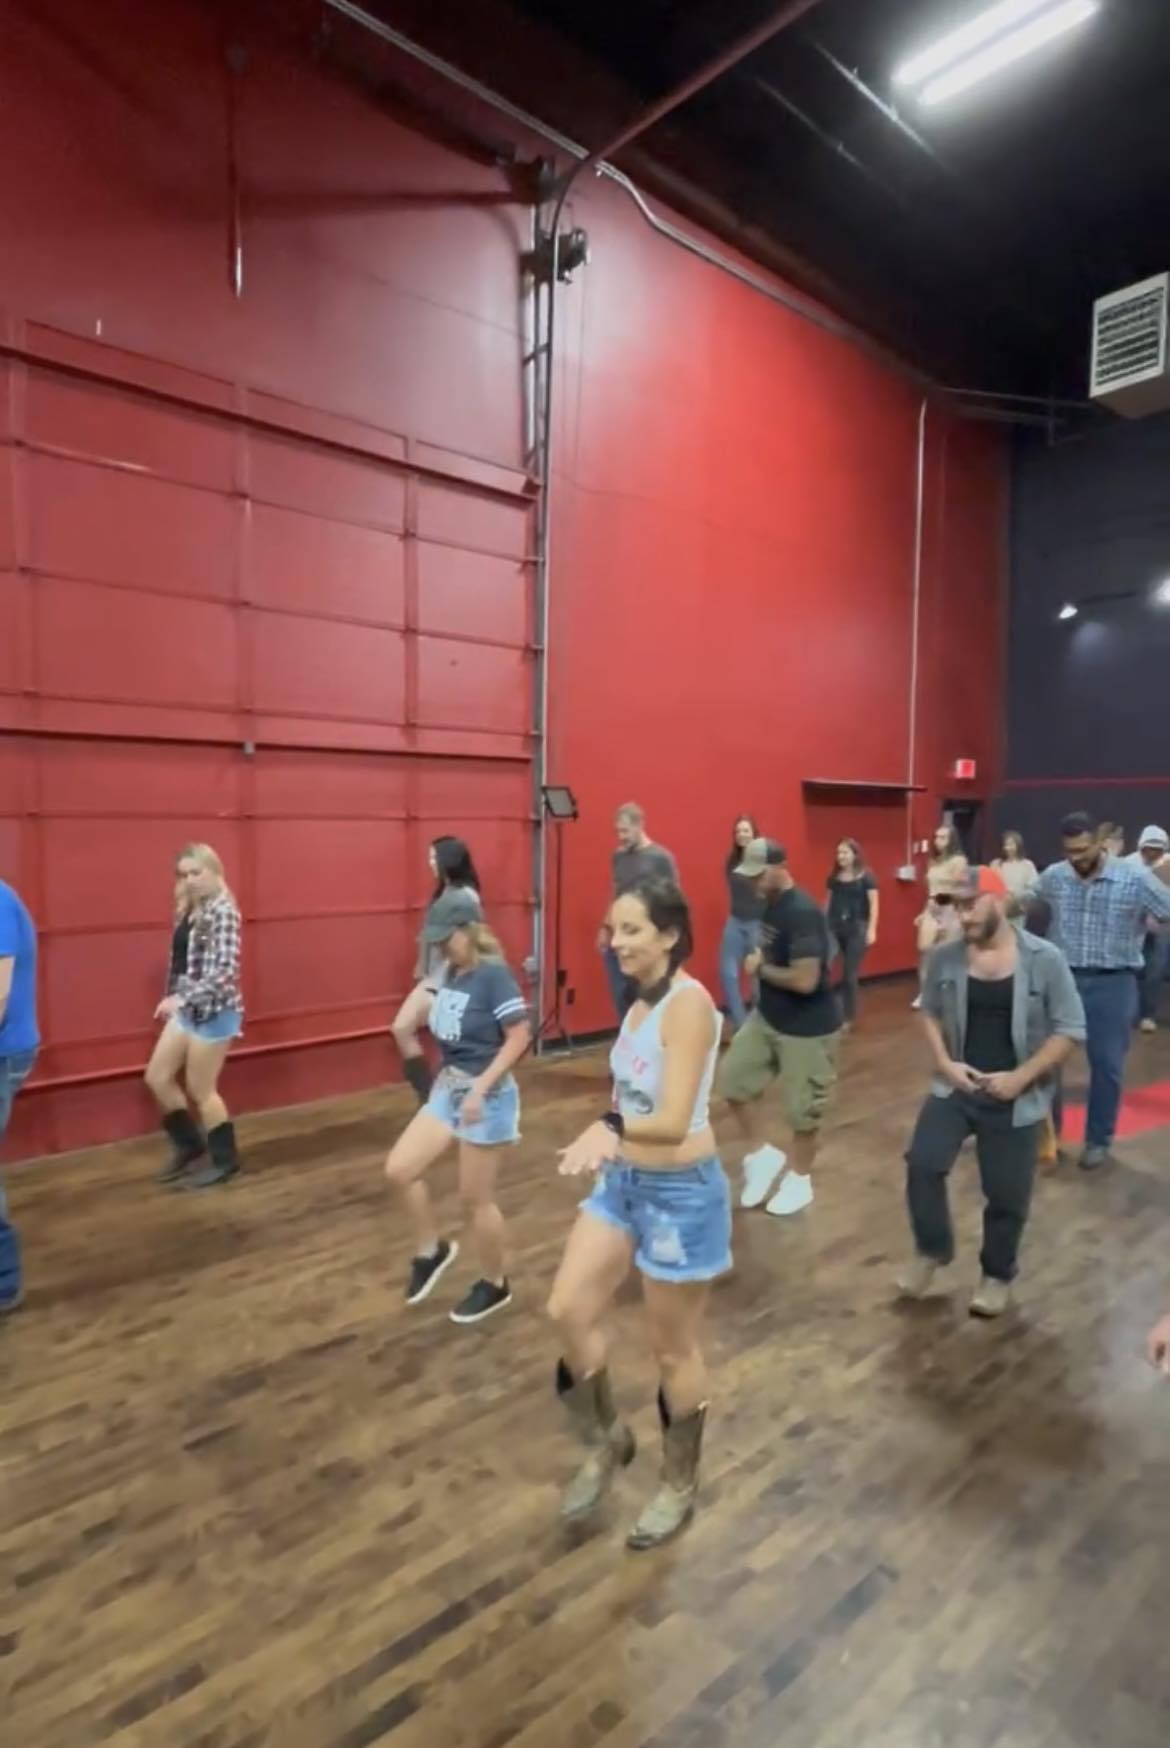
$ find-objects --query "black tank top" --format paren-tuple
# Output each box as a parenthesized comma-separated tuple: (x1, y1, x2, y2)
(965, 975, 1016, 1074)
(170, 915, 191, 983)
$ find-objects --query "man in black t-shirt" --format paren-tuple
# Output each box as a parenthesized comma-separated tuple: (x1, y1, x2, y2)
(716, 840, 840, 1217)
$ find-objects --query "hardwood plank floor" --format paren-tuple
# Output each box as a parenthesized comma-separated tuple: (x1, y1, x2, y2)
(3, 982, 1170, 1747)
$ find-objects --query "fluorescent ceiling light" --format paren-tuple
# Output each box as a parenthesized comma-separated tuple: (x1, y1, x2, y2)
(894, 0, 1060, 88)
(1058, 602, 1078, 620)
(1154, 578, 1170, 606)
(918, 0, 1099, 106)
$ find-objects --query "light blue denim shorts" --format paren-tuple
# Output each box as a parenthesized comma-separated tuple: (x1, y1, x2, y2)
(427, 1069, 520, 1148)
(581, 1156, 733, 1283)
(176, 1008, 243, 1043)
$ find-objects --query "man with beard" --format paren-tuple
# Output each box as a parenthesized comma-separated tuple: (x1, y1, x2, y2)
(898, 865, 1085, 1318)
(1037, 812, 1170, 1168)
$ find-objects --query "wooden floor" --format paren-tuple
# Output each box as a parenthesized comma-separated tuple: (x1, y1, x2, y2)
(4, 982, 1170, 1748)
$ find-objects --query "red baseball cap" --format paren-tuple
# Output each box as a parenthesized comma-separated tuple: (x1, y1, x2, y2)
(950, 864, 1008, 899)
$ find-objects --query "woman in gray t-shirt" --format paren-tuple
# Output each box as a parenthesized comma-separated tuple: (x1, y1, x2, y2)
(391, 836, 481, 1108)
(385, 887, 530, 1328)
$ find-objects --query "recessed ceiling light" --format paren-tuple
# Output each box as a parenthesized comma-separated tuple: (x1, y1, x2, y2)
(918, 0, 1099, 106)
(1154, 578, 1170, 607)
(1058, 602, 1078, 620)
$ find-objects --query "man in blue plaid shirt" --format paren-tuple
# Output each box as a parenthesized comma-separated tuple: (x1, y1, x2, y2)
(1037, 812, 1170, 1169)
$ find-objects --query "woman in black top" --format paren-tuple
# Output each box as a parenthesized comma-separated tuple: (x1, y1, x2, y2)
(391, 836, 482, 1108)
(719, 815, 761, 1033)
(825, 839, 878, 1028)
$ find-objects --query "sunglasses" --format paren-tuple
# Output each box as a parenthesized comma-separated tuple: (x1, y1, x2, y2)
(934, 894, 954, 907)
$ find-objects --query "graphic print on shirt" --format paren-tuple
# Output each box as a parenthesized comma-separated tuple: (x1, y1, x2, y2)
(430, 988, 471, 1044)
(611, 1033, 655, 1116)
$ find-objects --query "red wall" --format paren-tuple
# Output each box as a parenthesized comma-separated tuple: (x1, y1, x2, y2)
(0, 0, 1004, 1157)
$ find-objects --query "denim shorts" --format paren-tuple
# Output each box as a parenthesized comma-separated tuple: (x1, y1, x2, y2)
(176, 1008, 243, 1043)
(427, 1069, 520, 1148)
(581, 1156, 733, 1283)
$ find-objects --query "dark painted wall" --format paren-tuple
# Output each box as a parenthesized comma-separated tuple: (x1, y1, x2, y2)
(998, 410, 1170, 863)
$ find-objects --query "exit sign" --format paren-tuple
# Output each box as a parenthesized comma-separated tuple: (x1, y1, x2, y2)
(951, 758, 977, 780)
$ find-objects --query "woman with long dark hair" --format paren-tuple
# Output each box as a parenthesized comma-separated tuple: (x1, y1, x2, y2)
(384, 889, 529, 1325)
(912, 825, 967, 1010)
(392, 836, 481, 1107)
(548, 877, 730, 1552)
(719, 814, 761, 1033)
(825, 839, 878, 1028)
(145, 843, 243, 1189)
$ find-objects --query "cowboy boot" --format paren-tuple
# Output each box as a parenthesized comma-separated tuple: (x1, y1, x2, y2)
(626, 1389, 706, 1551)
(184, 1120, 241, 1189)
(556, 1359, 636, 1522)
(158, 1109, 206, 1184)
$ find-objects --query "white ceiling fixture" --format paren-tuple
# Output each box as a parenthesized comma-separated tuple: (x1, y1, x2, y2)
(894, 0, 1100, 107)
(1154, 579, 1170, 607)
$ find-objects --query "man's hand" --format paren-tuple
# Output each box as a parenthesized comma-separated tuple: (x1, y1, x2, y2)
(154, 994, 182, 1022)
(1147, 1311, 1170, 1376)
(743, 949, 763, 977)
(980, 1067, 1029, 1103)
(943, 1060, 985, 1093)
(557, 1120, 620, 1177)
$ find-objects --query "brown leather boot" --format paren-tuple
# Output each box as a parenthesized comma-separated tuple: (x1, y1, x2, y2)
(556, 1360, 636, 1522)
(626, 1390, 706, 1551)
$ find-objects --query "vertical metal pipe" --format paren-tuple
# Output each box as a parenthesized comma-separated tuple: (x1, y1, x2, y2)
(906, 395, 928, 863)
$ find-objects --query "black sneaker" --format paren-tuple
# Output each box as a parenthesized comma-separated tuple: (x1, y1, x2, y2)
(405, 1239, 459, 1306)
(449, 1278, 512, 1325)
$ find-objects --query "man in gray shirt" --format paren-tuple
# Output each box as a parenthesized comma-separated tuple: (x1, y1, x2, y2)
(598, 802, 677, 1019)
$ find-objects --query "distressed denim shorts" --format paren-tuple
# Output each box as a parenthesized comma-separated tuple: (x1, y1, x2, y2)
(427, 1068, 520, 1148)
(581, 1157, 733, 1283)
(176, 1008, 243, 1043)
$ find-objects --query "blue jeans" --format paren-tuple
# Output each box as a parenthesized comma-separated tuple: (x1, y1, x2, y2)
(0, 1049, 37, 1306)
(1073, 970, 1138, 1148)
(603, 945, 633, 1022)
(581, 1157, 733, 1282)
(1140, 933, 1170, 1024)
(719, 916, 760, 1028)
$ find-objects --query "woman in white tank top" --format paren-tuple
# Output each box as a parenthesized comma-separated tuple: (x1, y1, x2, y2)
(547, 876, 731, 1552)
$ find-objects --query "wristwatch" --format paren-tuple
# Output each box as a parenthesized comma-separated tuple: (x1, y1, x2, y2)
(600, 1110, 625, 1139)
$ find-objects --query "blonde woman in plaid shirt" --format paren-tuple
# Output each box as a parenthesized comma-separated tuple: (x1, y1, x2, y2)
(145, 844, 244, 1189)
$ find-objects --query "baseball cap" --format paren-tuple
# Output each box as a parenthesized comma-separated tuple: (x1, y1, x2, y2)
(949, 864, 1007, 900)
(1138, 824, 1169, 852)
(735, 838, 787, 878)
(421, 887, 481, 943)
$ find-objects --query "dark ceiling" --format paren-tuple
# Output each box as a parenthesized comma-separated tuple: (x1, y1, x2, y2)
(396, 0, 1170, 399)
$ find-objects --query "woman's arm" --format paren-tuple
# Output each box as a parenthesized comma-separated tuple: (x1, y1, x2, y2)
(472, 1018, 531, 1098)
(621, 986, 716, 1146)
(867, 881, 880, 946)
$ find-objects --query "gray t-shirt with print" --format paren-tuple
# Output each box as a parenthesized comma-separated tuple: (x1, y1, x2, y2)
(612, 843, 677, 897)
(429, 959, 528, 1074)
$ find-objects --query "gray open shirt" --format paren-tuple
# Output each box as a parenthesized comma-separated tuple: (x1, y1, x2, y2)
(921, 928, 1087, 1127)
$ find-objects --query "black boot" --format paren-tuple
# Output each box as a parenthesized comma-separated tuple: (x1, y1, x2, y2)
(183, 1121, 241, 1190)
(403, 1057, 433, 1107)
(159, 1109, 205, 1185)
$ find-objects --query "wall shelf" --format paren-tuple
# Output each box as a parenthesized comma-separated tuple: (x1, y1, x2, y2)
(802, 778, 926, 793)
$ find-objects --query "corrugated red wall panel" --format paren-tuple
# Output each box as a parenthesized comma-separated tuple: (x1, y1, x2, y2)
(0, 0, 1004, 1159)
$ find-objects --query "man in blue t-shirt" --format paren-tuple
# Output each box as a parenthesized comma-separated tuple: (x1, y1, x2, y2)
(1, 877, 40, 1311)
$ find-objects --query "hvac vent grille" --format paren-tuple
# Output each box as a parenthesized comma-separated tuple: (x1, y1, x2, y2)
(1091, 274, 1167, 396)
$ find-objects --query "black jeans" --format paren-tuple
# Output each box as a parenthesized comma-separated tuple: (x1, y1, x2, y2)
(831, 923, 868, 1023)
(905, 1091, 1040, 1282)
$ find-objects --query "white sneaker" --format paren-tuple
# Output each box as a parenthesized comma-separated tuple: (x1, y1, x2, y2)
(740, 1144, 786, 1209)
(1139, 1018, 1156, 1035)
(765, 1171, 813, 1217)
(911, 995, 922, 1010)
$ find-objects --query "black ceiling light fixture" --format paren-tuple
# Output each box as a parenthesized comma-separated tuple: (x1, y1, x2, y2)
(894, 0, 1101, 109)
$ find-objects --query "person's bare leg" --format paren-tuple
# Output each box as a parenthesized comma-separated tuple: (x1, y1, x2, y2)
(385, 1110, 455, 1253)
(144, 1020, 191, 1115)
(184, 1038, 233, 1133)
(642, 1277, 711, 1417)
(547, 1211, 634, 1377)
(789, 1130, 818, 1179)
(458, 1142, 507, 1284)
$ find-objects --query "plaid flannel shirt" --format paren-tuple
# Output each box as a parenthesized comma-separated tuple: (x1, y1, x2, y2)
(177, 893, 243, 1021)
(1036, 856, 1170, 970)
